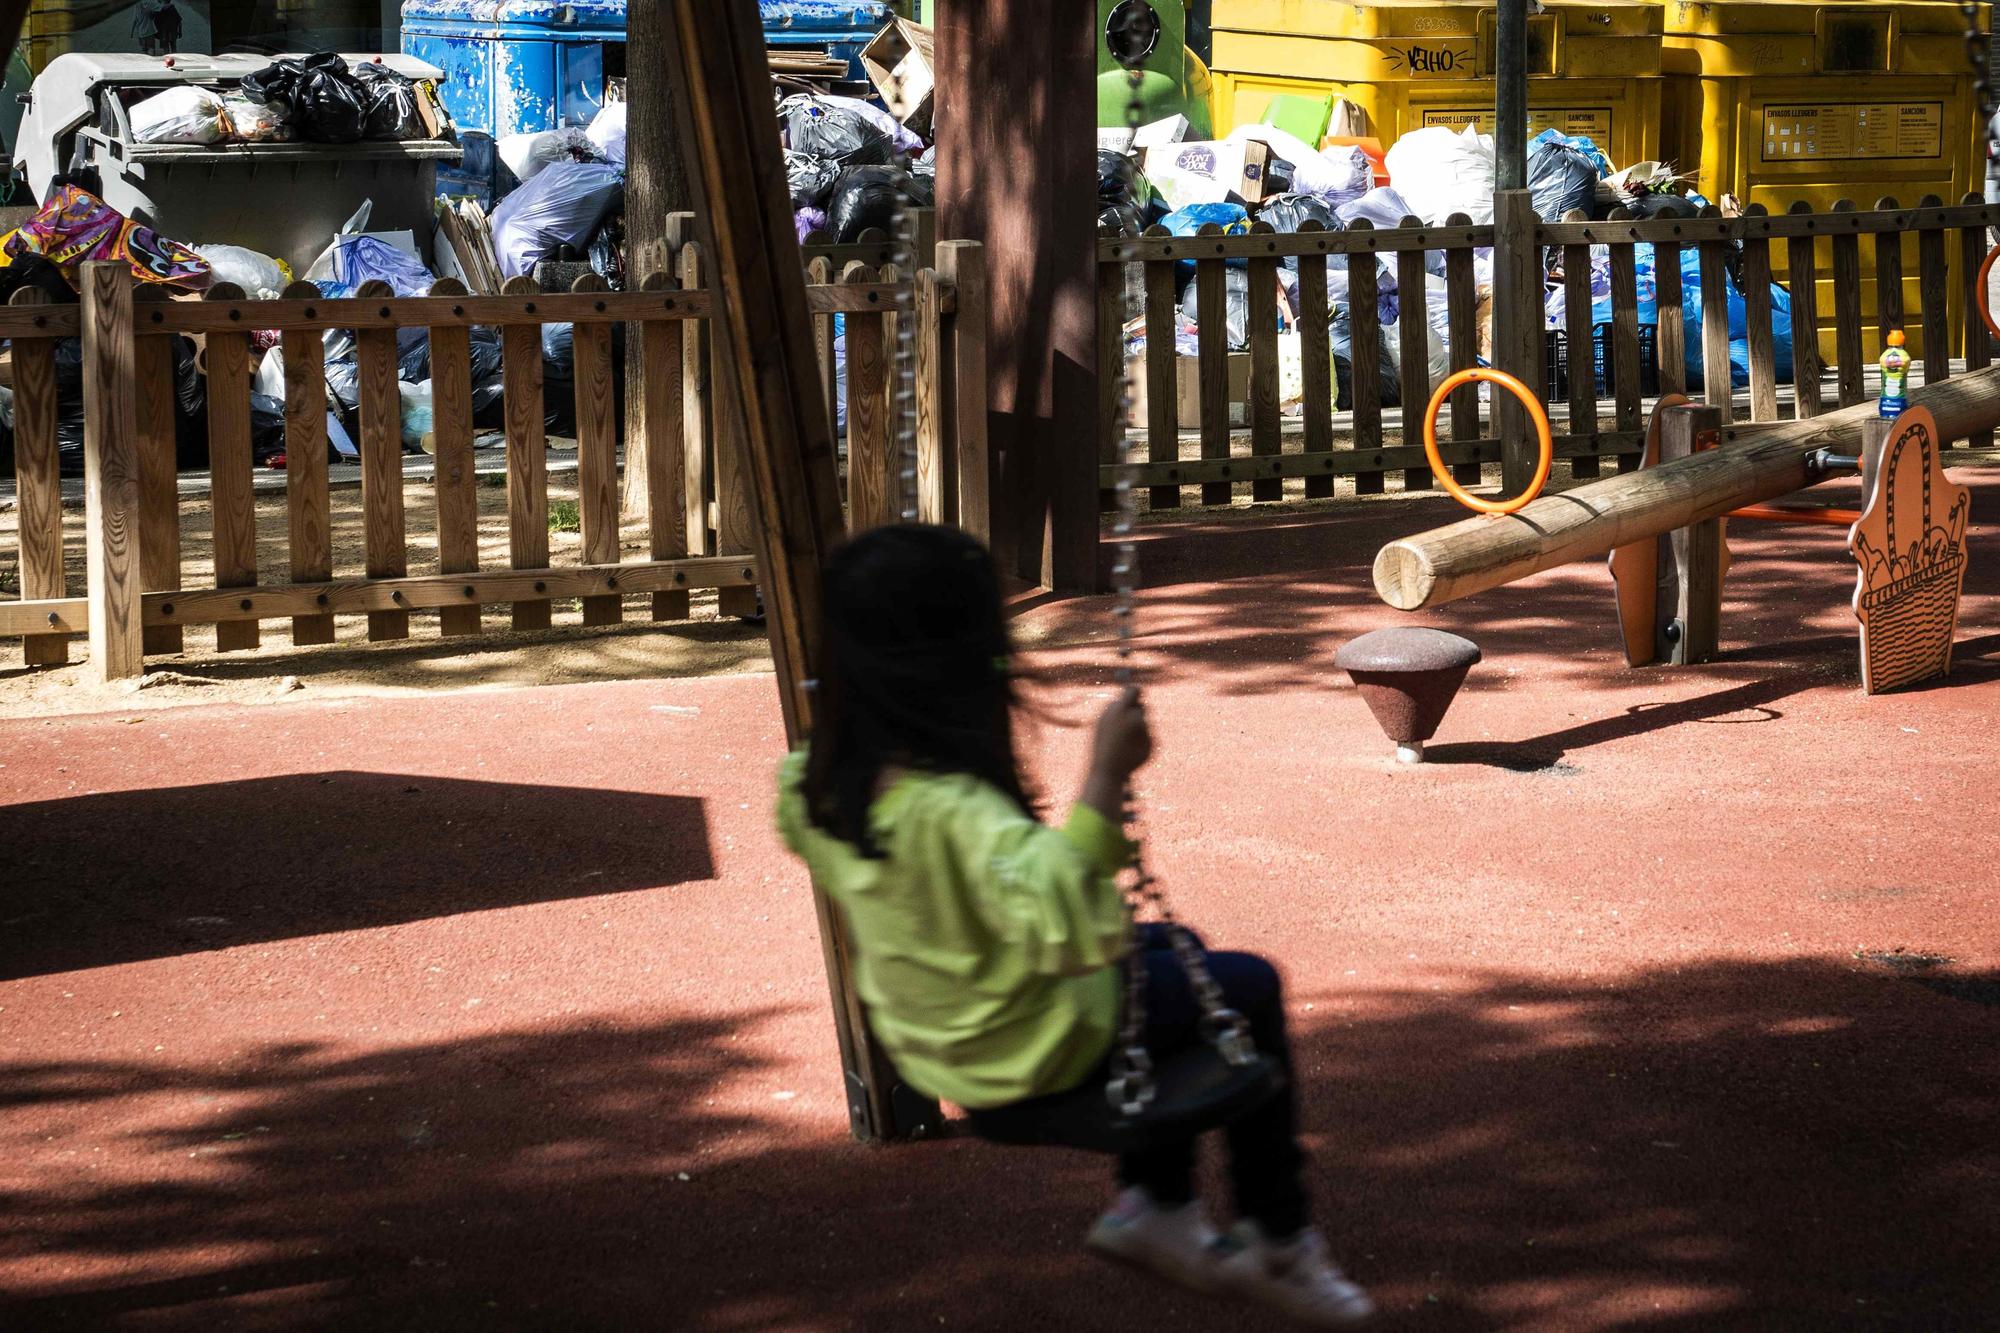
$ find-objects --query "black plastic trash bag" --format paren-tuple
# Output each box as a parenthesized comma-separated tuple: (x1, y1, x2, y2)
(536, 321, 625, 435)
(782, 95, 891, 170)
(586, 218, 625, 290)
(241, 53, 367, 144)
(324, 359, 362, 423)
(1527, 137, 1600, 222)
(1258, 192, 1339, 234)
(466, 327, 506, 423)
(826, 165, 910, 242)
(354, 61, 426, 141)
(541, 323, 576, 435)
(0, 253, 74, 304)
(1097, 150, 1148, 235)
(250, 392, 286, 465)
(52, 337, 84, 470)
(786, 151, 841, 210)
(1625, 191, 1700, 221)
(394, 327, 507, 423)
(51, 334, 204, 474)
(397, 333, 428, 383)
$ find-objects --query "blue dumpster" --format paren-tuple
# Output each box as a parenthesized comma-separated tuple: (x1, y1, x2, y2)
(401, 0, 890, 141)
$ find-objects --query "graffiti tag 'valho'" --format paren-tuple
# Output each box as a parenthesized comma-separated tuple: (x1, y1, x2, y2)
(1384, 44, 1472, 75)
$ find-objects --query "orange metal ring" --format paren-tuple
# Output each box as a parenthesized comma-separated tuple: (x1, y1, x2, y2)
(1422, 367, 1554, 517)
(1979, 243, 2000, 342)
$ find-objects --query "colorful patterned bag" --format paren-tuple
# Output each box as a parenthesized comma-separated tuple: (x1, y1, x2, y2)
(0, 185, 211, 289)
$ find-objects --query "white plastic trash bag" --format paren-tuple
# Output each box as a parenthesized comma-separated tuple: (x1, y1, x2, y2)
(254, 345, 286, 401)
(222, 93, 290, 142)
(1385, 125, 1496, 226)
(584, 101, 627, 166)
(195, 244, 290, 299)
(497, 128, 599, 184)
(489, 161, 623, 279)
(130, 86, 230, 144)
(1277, 331, 1304, 415)
(400, 379, 434, 451)
(1338, 186, 1417, 230)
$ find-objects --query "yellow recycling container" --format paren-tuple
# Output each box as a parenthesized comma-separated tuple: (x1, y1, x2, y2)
(1661, 0, 1992, 362)
(1209, 1, 1667, 174)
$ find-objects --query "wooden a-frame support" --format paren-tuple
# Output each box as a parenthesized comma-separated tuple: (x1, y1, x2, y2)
(655, 0, 942, 1141)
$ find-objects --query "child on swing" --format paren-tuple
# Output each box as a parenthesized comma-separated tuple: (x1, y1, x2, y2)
(776, 525, 1374, 1327)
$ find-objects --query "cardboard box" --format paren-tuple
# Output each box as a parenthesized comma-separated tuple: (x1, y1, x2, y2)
(860, 17, 934, 139)
(1130, 352, 1251, 429)
(1132, 114, 1190, 151)
(1142, 139, 1276, 209)
(1098, 127, 1137, 154)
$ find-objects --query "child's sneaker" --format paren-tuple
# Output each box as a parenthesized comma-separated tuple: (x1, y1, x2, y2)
(1213, 1222, 1376, 1327)
(1085, 1186, 1225, 1294)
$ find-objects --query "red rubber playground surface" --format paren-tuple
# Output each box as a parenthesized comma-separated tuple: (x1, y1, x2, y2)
(4, 473, 1998, 1331)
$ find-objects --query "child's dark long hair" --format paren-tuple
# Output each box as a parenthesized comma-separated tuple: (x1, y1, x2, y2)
(803, 524, 1033, 855)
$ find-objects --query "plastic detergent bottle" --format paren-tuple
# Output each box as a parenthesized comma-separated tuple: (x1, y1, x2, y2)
(1879, 330, 1910, 419)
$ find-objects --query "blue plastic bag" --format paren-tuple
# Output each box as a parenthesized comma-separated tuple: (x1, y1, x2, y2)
(1160, 203, 1250, 237)
(1674, 246, 1794, 390)
(321, 234, 434, 299)
(1160, 203, 1251, 283)
(1585, 244, 1793, 389)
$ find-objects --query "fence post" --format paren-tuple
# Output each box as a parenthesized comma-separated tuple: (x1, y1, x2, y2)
(1659, 402, 1725, 665)
(936, 240, 990, 544)
(1492, 191, 1543, 496)
(80, 261, 144, 684)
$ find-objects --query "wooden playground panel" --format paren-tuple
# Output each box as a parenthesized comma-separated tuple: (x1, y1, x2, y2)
(1097, 197, 2000, 511)
(1, 231, 988, 676)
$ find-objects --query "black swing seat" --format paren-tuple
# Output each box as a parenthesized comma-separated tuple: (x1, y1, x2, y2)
(968, 1046, 1283, 1156)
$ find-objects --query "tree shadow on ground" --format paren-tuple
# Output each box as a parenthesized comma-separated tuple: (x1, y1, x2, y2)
(3, 957, 1995, 1330)
(0, 773, 714, 980)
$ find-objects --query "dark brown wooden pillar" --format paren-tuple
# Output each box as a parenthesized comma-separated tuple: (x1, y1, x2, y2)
(935, 0, 1100, 590)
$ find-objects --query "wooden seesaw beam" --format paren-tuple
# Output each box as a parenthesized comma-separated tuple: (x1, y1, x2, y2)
(1374, 363, 2000, 611)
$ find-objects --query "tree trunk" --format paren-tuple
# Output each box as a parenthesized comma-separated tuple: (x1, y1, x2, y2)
(622, 0, 694, 519)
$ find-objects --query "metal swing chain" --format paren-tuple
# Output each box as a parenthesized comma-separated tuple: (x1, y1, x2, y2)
(1102, 64, 1257, 1120)
(889, 146, 922, 521)
(1960, 3, 1994, 127)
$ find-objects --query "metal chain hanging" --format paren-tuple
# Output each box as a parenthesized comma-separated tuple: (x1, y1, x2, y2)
(888, 146, 922, 521)
(1960, 3, 1994, 128)
(1101, 62, 1258, 1121)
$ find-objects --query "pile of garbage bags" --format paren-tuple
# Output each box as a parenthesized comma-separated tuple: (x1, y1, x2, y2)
(1099, 108, 1797, 406)
(129, 55, 450, 147)
(780, 93, 932, 244)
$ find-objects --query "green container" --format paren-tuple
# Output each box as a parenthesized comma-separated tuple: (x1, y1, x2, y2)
(1258, 91, 1331, 145)
(1097, 0, 1215, 138)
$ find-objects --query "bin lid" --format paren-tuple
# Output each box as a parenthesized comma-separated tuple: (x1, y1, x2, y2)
(400, 0, 884, 32)
(398, 0, 627, 27)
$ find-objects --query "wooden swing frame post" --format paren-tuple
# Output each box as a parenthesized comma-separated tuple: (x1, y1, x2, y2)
(655, 0, 941, 1142)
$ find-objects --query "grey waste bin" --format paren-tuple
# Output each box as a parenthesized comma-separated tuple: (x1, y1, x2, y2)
(15, 52, 461, 273)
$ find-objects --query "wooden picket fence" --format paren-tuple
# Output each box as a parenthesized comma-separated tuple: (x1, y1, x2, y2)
(1, 235, 987, 676)
(1098, 194, 2000, 509)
